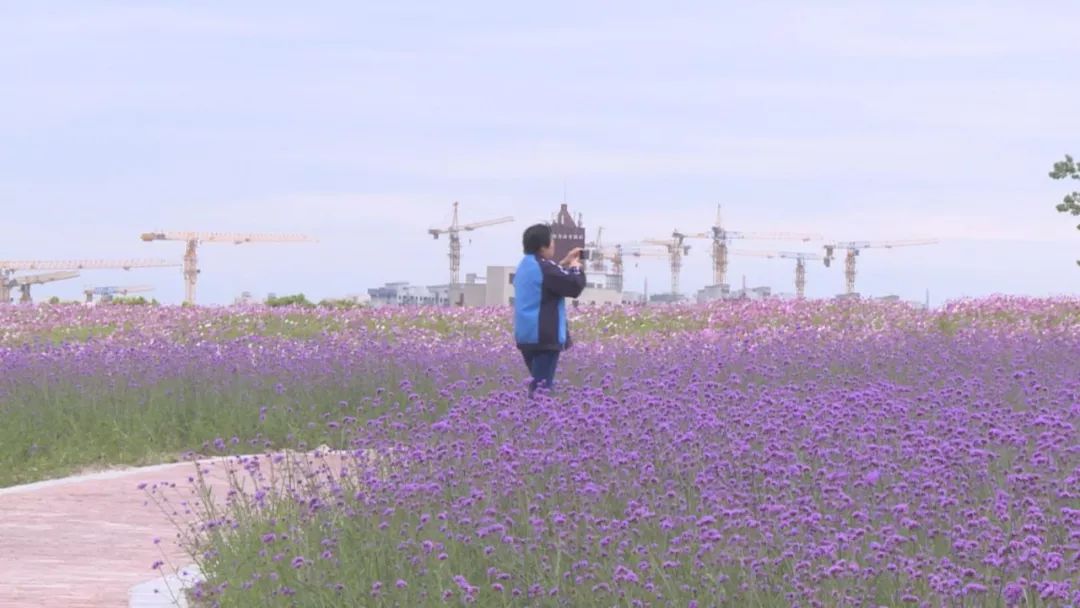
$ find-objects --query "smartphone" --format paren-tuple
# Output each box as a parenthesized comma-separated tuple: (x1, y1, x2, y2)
(579, 249, 590, 261)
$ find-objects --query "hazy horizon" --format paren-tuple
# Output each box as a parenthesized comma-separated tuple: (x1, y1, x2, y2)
(3, 2, 1078, 305)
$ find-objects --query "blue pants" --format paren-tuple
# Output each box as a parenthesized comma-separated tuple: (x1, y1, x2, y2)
(522, 350, 560, 396)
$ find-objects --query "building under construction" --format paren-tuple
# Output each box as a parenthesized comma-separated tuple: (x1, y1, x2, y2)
(373, 202, 626, 309)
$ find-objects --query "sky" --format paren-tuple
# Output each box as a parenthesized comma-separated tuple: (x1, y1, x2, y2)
(2, 1, 1079, 305)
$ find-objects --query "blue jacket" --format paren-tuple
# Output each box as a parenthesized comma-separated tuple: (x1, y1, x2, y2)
(513, 255, 586, 351)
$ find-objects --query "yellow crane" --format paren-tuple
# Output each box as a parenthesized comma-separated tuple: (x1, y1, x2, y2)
(585, 226, 608, 273)
(823, 239, 938, 295)
(429, 202, 514, 287)
(613, 245, 669, 298)
(581, 241, 655, 293)
(730, 250, 823, 298)
(641, 237, 692, 297)
(140, 231, 316, 305)
(0, 259, 177, 304)
(676, 205, 821, 288)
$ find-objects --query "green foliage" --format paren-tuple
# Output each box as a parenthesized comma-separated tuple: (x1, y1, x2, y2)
(0, 375, 383, 488)
(266, 293, 315, 308)
(108, 296, 158, 306)
(48, 296, 60, 304)
(1049, 154, 1080, 266)
(317, 298, 367, 309)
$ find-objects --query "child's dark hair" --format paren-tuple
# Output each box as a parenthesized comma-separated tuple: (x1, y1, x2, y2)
(522, 224, 552, 254)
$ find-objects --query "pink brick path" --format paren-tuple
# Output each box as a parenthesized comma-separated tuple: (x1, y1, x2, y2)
(0, 460, 231, 608)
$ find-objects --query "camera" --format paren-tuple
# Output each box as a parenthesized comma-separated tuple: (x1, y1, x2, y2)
(579, 249, 590, 261)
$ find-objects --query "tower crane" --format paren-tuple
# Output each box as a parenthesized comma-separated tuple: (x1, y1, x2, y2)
(84, 285, 154, 304)
(642, 236, 692, 297)
(585, 226, 608, 273)
(428, 202, 513, 287)
(823, 239, 938, 296)
(583, 242, 652, 292)
(627, 242, 685, 297)
(730, 250, 823, 298)
(675, 205, 821, 288)
(139, 231, 316, 305)
(4, 271, 80, 304)
(0, 259, 177, 304)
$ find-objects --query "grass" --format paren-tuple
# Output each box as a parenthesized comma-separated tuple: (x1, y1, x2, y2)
(0, 375, 391, 487)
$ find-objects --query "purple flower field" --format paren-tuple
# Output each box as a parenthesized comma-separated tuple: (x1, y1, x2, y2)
(2, 298, 1079, 606)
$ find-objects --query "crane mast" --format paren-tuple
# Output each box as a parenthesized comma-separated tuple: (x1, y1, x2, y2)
(730, 250, 823, 298)
(140, 231, 315, 305)
(3, 271, 80, 304)
(586, 243, 653, 292)
(679, 205, 821, 288)
(643, 237, 691, 298)
(795, 257, 807, 299)
(823, 239, 937, 295)
(428, 202, 513, 288)
(586, 226, 607, 273)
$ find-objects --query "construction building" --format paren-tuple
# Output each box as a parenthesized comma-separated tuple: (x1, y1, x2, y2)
(444, 264, 624, 308)
(386, 202, 693, 309)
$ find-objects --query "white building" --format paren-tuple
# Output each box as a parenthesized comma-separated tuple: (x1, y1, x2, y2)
(575, 275, 623, 306)
(696, 284, 730, 303)
(696, 284, 773, 302)
(449, 273, 487, 307)
(485, 266, 515, 306)
(368, 282, 449, 307)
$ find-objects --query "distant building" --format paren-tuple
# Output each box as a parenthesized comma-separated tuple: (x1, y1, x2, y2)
(233, 291, 258, 306)
(696, 284, 773, 302)
(741, 286, 772, 300)
(550, 203, 586, 264)
(485, 266, 515, 306)
(696, 284, 731, 303)
(449, 273, 488, 307)
(368, 282, 449, 307)
(575, 279, 623, 307)
(649, 293, 686, 305)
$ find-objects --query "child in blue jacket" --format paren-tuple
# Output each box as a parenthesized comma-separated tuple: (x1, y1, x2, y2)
(513, 224, 586, 396)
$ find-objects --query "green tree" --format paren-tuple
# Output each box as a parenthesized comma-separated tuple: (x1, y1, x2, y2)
(1049, 154, 1080, 266)
(266, 293, 314, 308)
(109, 295, 158, 306)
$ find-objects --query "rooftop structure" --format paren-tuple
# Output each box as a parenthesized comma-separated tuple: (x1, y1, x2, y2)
(550, 203, 586, 264)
